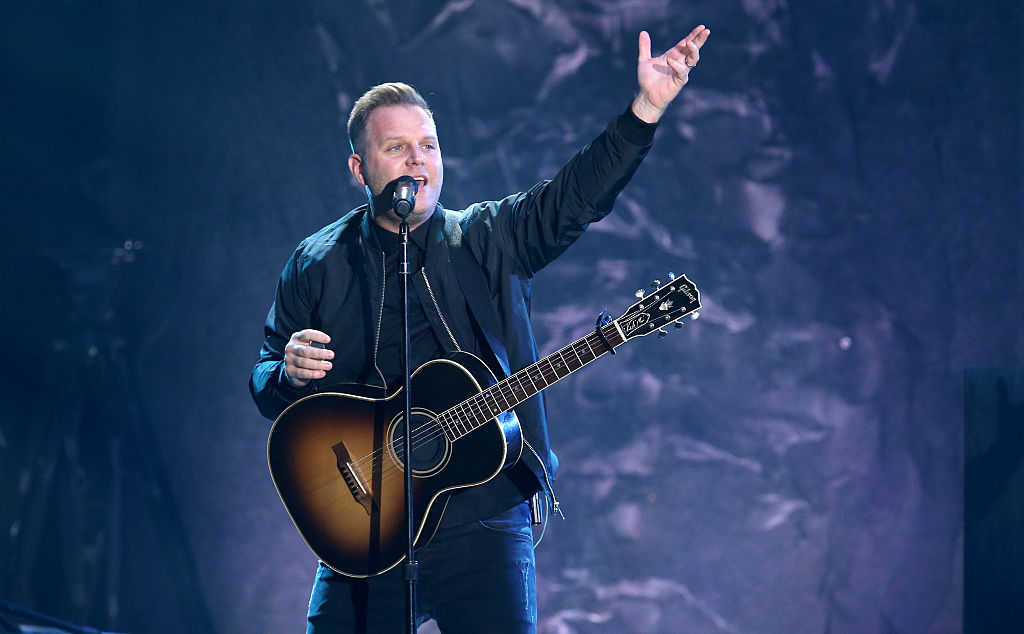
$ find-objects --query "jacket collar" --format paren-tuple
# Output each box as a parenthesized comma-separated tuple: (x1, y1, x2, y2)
(359, 203, 444, 255)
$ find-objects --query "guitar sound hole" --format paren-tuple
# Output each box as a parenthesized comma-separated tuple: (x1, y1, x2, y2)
(388, 409, 450, 476)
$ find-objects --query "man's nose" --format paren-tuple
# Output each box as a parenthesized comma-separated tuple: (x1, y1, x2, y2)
(406, 146, 424, 165)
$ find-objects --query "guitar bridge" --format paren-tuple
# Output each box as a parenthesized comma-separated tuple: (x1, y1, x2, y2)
(332, 441, 373, 515)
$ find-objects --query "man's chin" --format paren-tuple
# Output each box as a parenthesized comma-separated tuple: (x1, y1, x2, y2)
(374, 204, 434, 232)
(407, 197, 438, 221)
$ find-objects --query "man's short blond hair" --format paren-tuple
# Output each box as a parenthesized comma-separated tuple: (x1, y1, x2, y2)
(347, 82, 433, 155)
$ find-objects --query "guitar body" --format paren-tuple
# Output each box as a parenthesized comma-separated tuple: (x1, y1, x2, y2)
(267, 351, 522, 578)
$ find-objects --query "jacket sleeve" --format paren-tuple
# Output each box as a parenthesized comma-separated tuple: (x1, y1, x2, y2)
(463, 105, 658, 278)
(249, 243, 318, 421)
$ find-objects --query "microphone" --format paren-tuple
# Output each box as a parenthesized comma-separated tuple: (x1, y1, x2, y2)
(392, 176, 419, 219)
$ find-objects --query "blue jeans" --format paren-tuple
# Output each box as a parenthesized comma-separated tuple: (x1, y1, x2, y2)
(306, 501, 537, 634)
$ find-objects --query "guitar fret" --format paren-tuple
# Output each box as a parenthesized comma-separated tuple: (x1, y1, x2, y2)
(543, 357, 557, 382)
(506, 382, 518, 406)
(483, 388, 502, 417)
(583, 335, 597, 359)
(511, 372, 531, 403)
(448, 408, 461, 438)
(444, 411, 459, 441)
(519, 368, 533, 392)
(469, 394, 487, 428)
(456, 402, 472, 436)
(517, 372, 533, 398)
(562, 348, 577, 373)
(535, 364, 550, 387)
(544, 356, 561, 376)
(437, 411, 453, 441)
(496, 383, 514, 411)
(507, 374, 524, 403)
(568, 342, 584, 370)
(526, 366, 543, 391)
(550, 350, 569, 378)
(462, 398, 477, 431)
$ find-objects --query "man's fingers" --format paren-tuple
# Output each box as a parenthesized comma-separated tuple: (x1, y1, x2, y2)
(694, 27, 710, 48)
(672, 25, 702, 50)
(673, 25, 709, 53)
(283, 331, 330, 387)
(666, 42, 697, 68)
(292, 355, 333, 371)
(683, 41, 699, 65)
(296, 328, 331, 344)
(287, 340, 334, 360)
(666, 56, 690, 79)
(299, 344, 334, 360)
(288, 329, 334, 363)
(638, 30, 652, 62)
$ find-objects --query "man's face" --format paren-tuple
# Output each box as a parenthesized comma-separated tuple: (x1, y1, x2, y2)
(348, 104, 443, 231)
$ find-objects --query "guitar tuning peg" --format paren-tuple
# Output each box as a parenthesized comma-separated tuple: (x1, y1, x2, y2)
(657, 328, 668, 338)
(634, 288, 645, 299)
(650, 279, 662, 289)
(690, 311, 700, 320)
(667, 271, 676, 280)
(674, 321, 684, 328)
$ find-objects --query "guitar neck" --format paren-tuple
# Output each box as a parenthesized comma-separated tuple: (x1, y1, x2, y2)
(442, 322, 626, 439)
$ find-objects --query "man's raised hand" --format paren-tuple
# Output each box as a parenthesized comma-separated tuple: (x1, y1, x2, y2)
(632, 24, 711, 123)
(284, 329, 333, 387)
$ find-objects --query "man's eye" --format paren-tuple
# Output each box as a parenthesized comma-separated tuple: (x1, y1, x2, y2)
(422, 143, 436, 151)
(388, 144, 403, 152)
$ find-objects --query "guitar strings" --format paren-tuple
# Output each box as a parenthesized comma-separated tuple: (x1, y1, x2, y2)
(367, 305, 694, 482)
(344, 327, 623, 481)
(346, 365, 546, 477)
(344, 332, 616, 485)
(345, 330, 610, 475)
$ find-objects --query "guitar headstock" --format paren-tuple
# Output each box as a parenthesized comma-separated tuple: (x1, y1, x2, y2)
(616, 272, 701, 340)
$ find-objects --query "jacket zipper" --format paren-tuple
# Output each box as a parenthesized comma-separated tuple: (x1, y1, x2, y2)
(371, 250, 388, 390)
(524, 439, 564, 519)
(421, 268, 462, 352)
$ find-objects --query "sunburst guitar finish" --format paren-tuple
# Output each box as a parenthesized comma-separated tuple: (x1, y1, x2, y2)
(268, 352, 521, 578)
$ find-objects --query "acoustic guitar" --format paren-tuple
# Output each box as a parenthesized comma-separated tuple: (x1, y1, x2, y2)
(267, 272, 701, 577)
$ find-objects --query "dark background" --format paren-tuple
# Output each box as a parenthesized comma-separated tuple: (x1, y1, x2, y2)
(2, 1, 1020, 632)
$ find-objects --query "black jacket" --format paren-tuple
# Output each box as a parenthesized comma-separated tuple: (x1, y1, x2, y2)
(251, 106, 657, 509)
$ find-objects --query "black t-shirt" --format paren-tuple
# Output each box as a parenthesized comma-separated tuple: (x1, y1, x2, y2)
(371, 220, 446, 387)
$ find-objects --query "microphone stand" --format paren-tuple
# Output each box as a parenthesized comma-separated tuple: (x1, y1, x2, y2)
(380, 175, 419, 634)
(398, 214, 418, 634)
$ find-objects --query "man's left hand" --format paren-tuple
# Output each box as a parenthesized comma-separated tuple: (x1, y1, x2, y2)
(632, 24, 711, 123)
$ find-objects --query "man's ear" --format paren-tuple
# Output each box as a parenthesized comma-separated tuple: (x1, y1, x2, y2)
(348, 154, 365, 186)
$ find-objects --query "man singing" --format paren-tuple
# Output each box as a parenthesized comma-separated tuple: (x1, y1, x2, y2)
(251, 24, 710, 634)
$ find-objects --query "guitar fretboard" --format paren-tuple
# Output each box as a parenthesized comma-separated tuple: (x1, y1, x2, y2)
(436, 323, 625, 439)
